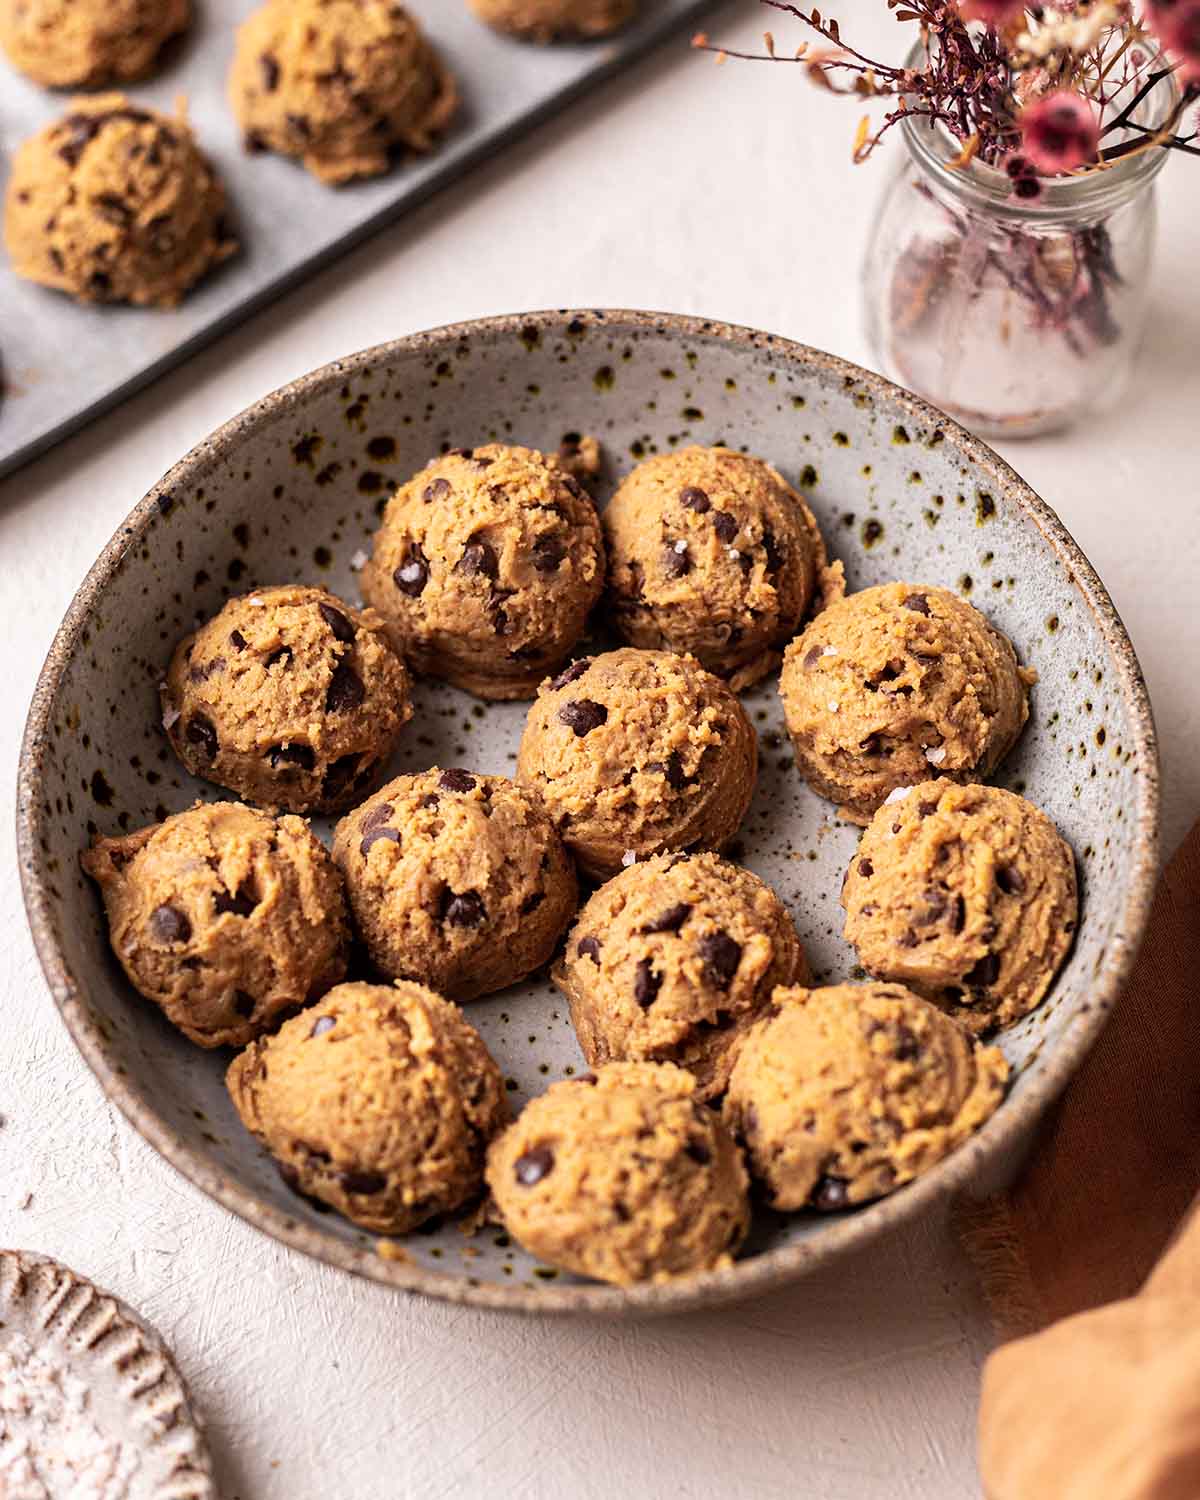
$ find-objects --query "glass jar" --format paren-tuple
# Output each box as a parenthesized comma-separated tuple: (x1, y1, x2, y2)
(862, 57, 1179, 438)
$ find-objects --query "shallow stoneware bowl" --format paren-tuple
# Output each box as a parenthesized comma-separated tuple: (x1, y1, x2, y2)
(19, 311, 1160, 1316)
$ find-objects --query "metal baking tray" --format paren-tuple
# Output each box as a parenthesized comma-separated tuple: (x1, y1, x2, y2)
(0, 0, 716, 479)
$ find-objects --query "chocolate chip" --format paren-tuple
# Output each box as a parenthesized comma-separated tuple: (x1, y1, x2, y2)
(457, 539, 498, 579)
(214, 883, 257, 917)
(577, 936, 602, 964)
(634, 958, 662, 1009)
(966, 952, 1001, 990)
(440, 889, 486, 928)
(150, 904, 190, 944)
(260, 53, 280, 91)
(891, 1024, 919, 1061)
(643, 903, 691, 934)
(573, 1073, 598, 1086)
(899, 928, 919, 948)
(93, 193, 131, 228)
(265, 646, 292, 670)
(393, 543, 428, 596)
(285, 112, 311, 139)
(951, 894, 966, 932)
(662, 543, 691, 578)
(645, 750, 686, 789)
(532, 535, 566, 573)
(680, 486, 710, 512)
(903, 593, 930, 615)
(269, 743, 315, 770)
(551, 658, 591, 691)
(520, 890, 545, 915)
(310, 1015, 335, 1038)
(233, 990, 256, 1018)
(423, 477, 450, 503)
(340, 1171, 386, 1195)
(812, 1175, 850, 1212)
(360, 826, 400, 856)
(419, 793, 439, 810)
(996, 864, 1025, 896)
(362, 802, 393, 832)
(438, 768, 477, 793)
(558, 699, 607, 737)
(326, 661, 365, 713)
(918, 799, 939, 819)
(803, 645, 823, 670)
(625, 560, 645, 600)
(762, 528, 784, 574)
(514, 1147, 554, 1186)
(859, 857, 874, 879)
(684, 1138, 712, 1165)
(323, 754, 360, 800)
(318, 603, 355, 642)
(185, 715, 218, 761)
(922, 888, 947, 923)
(448, 447, 474, 460)
(712, 511, 738, 543)
(699, 933, 741, 988)
(230, 629, 247, 651)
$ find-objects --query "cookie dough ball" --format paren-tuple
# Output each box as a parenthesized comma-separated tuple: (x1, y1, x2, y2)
(517, 649, 758, 882)
(842, 780, 1078, 1034)
(724, 982, 1007, 1211)
(0, 0, 189, 88)
(555, 853, 808, 1101)
(606, 446, 843, 691)
(162, 586, 412, 815)
(227, 980, 508, 1232)
(361, 444, 605, 700)
(332, 769, 577, 1001)
(486, 1063, 749, 1285)
(229, 0, 457, 185)
(81, 802, 348, 1048)
(470, 0, 637, 41)
(779, 583, 1034, 823)
(3, 95, 236, 309)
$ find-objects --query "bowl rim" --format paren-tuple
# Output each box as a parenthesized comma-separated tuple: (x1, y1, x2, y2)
(17, 308, 1161, 1317)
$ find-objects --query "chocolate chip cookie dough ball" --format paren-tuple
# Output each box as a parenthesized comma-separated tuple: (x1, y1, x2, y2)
(4, 95, 236, 308)
(555, 853, 808, 1101)
(517, 649, 758, 882)
(82, 802, 348, 1049)
(724, 982, 1007, 1212)
(0, 0, 190, 88)
(469, 0, 637, 41)
(779, 583, 1034, 823)
(487, 1063, 749, 1285)
(162, 585, 412, 815)
(227, 980, 508, 1232)
(605, 446, 844, 691)
(842, 780, 1077, 1034)
(229, 0, 457, 185)
(332, 769, 577, 1001)
(360, 444, 605, 700)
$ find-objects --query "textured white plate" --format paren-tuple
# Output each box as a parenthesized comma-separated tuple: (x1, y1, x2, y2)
(0, 1251, 214, 1499)
(19, 311, 1159, 1314)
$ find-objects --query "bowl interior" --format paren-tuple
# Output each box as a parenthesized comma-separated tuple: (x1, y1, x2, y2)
(21, 312, 1157, 1313)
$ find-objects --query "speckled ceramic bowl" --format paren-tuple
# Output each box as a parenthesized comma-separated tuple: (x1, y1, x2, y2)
(19, 311, 1160, 1316)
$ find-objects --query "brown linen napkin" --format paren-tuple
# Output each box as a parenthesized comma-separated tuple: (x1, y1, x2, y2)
(970, 820, 1200, 1499)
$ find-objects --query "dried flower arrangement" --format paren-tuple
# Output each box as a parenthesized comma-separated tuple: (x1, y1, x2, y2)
(695, 2, 1199, 190)
(695, 4, 1197, 435)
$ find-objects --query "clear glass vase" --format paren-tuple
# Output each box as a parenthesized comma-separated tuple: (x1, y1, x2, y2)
(863, 65, 1178, 438)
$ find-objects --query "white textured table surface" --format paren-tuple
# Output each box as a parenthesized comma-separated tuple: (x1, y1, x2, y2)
(2, 7, 1197, 1497)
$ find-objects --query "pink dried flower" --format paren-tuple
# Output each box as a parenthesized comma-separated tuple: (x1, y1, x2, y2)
(957, 0, 1027, 25)
(1020, 90, 1101, 172)
(1148, 0, 1200, 79)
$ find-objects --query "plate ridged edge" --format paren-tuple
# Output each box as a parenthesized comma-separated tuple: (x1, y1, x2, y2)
(0, 1250, 215, 1499)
